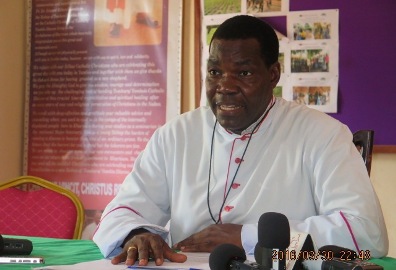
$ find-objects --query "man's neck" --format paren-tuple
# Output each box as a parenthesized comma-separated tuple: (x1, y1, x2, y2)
(232, 96, 276, 135)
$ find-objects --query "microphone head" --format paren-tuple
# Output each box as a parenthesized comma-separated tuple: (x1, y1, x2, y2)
(258, 212, 290, 249)
(209, 243, 246, 270)
(254, 242, 273, 266)
(319, 245, 357, 260)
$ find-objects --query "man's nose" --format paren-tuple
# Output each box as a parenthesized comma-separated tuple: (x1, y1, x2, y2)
(217, 75, 238, 94)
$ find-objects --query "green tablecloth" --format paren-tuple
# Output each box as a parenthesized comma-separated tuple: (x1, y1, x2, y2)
(0, 235, 104, 269)
(370, 257, 396, 270)
(0, 235, 395, 269)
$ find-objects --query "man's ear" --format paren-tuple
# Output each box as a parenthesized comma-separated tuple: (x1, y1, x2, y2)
(270, 62, 281, 86)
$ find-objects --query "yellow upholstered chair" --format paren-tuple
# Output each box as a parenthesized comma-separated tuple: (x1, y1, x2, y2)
(0, 176, 84, 239)
(353, 130, 374, 176)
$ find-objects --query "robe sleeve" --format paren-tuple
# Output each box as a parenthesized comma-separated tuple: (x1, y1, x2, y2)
(93, 130, 172, 258)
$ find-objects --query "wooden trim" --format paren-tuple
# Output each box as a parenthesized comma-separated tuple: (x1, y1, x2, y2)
(373, 145, 396, 153)
(194, 0, 202, 109)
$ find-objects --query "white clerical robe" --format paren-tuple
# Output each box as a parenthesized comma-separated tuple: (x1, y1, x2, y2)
(93, 98, 388, 259)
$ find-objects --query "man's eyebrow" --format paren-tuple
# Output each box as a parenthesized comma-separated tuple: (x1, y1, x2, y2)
(207, 58, 254, 66)
(207, 58, 219, 65)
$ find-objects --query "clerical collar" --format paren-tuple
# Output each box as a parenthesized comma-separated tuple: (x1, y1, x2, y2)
(228, 96, 276, 135)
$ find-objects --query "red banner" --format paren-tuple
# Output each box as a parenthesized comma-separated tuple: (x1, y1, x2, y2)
(25, 0, 182, 238)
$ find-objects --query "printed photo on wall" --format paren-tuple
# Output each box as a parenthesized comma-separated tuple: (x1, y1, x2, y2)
(285, 9, 339, 113)
(202, 0, 241, 16)
(246, 0, 289, 16)
(201, 0, 289, 19)
(287, 9, 339, 42)
(289, 75, 338, 113)
(94, 0, 163, 46)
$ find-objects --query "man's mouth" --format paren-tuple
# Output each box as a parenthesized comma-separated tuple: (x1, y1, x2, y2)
(215, 100, 245, 111)
(219, 104, 243, 111)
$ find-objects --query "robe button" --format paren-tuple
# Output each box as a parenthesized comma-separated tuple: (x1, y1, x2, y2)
(231, 183, 240, 189)
(224, 205, 234, 212)
(235, 157, 243, 163)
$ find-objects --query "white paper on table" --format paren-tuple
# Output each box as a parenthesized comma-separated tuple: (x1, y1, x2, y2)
(33, 253, 212, 270)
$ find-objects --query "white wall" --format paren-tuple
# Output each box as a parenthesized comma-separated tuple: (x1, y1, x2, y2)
(371, 153, 396, 258)
(0, 0, 395, 258)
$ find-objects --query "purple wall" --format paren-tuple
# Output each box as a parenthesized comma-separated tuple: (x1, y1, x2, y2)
(266, 1, 396, 145)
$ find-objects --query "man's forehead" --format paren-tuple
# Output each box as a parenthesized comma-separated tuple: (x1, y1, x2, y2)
(209, 39, 261, 60)
(210, 37, 259, 46)
(209, 38, 260, 53)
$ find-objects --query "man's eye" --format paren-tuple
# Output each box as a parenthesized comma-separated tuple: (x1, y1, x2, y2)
(208, 69, 220, 76)
(240, 71, 252, 76)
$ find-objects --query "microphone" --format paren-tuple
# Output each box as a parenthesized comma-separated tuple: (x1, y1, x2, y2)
(319, 245, 383, 270)
(0, 234, 33, 255)
(209, 243, 270, 270)
(319, 245, 357, 259)
(254, 212, 290, 270)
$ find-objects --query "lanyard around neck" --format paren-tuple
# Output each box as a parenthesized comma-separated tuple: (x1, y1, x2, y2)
(207, 99, 276, 224)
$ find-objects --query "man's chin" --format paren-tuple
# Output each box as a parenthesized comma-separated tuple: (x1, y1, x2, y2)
(217, 120, 244, 134)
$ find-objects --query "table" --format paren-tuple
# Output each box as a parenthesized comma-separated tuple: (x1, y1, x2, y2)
(0, 235, 103, 269)
(1, 235, 395, 269)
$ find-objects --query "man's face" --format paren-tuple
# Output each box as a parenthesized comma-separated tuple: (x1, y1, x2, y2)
(206, 38, 280, 134)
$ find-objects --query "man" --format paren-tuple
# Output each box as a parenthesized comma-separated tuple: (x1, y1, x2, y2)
(93, 15, 388, 266)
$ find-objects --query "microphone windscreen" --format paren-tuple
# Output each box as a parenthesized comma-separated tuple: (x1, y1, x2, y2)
(319, 245, 357, 260)
(258, 212, 290, 249)
(209, 243, 247, 270)
(254, 242, 273, 267)
(254, 242, 261, 262)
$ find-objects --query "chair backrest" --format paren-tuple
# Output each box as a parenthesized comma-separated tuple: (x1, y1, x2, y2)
(353, 130, 374, 176)
(0, 176, 84, 239)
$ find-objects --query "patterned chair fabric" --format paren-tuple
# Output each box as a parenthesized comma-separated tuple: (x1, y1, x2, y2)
(0, 176, 84, 239)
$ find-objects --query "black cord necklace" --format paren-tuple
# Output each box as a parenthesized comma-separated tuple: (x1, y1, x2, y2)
(207, 100, 276, 224)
